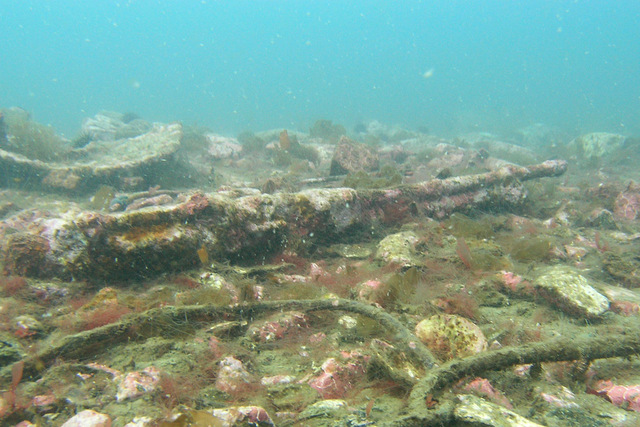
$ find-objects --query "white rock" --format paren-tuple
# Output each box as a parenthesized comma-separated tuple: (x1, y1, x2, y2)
(61, 409, 112, 427)
(534, 266, 609, 318)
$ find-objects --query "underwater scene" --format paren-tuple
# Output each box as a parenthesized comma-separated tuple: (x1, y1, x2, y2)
(1, 1, 640, 426)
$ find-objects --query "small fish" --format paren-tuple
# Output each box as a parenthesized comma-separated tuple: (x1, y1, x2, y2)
(422, 68, 435, 79)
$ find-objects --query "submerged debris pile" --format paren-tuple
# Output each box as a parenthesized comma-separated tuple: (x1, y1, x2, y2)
(1, 111, 640, 426)
(1, 160, 565, 281)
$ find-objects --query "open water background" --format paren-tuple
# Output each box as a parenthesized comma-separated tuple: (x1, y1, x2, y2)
(1, 1, 639, 138)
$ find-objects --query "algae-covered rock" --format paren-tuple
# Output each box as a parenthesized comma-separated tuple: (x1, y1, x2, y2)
(326, 243, 373, 259)
(329, 136, 379, 176)
(0, 121, 190, 193)
(376, 231, 420, 267)
(603, 252, 640, 288)
(454, 394, 544, 427)
(533, 266, 610, 318)
(570, 132, 626, 161)
(298, 399, 349, 421)
(415, 314, 487, 361)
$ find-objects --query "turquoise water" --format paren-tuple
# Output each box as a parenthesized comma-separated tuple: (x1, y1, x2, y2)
(1, 1, 638, 137)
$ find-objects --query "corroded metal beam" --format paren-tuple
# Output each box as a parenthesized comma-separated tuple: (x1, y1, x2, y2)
(1, 160, 566, 281)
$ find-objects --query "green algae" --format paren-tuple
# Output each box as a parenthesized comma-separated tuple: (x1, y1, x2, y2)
(1, 108, 68, 161)
(445, 213, 497, 240)
(510, 236, 553, 263)
(344, 165, 403, 189)
(603, 251, 640, 288)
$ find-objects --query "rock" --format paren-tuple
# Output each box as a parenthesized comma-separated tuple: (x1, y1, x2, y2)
(533, 266, 610, 318)
(570, 132, 626, 161)
(461, 377, 513, 409)
(81, 111, 128, 141)
(603, 252, 640, 288)
(376, 231, 419, 267)
(586, 208, 619, 229)
(298, 399, 349, 421)
(308, 352, 369, 399)
(3, 232, 50, 277)
(327, 243, 372, 259)
(588, 380, 640, 412)
(215, 356, 253, 395)
(13, 315, 43, 338)
(205, 133, 243, 159)
(247, 311, 309, 342)
(614, 182, 640, 220)
(329, 136, 379, 176)
(537, 385, 580, 409)
(116, 366, 161, 401)
(454, 394, 543, 427)
(61, 409, 112, 427)
(211, 406, 274, 426)
(415, 314, 487, 361)
(0, 122, 191, 193)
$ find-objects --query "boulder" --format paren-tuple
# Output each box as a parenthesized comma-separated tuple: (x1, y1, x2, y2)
(0, 122, 192, 193)
(329, 136, 379, 176)
(533, 266, 610, 318)
(570, 132, 626, 161)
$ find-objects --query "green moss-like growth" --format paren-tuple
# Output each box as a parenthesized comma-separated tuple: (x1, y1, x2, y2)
(309, 119, 346, 142)
(385, 267, 423, 305)
(344, 165, 403, 189)
(510, 236, 552, 263)
(603, 251, 640, 287)
(1, 108, 67, 161)
(445, 213, 496, 240)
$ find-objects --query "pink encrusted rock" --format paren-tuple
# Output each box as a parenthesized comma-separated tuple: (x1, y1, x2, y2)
(610, 300, 640, 316)
(614, 183, 640, 220)
(589, 380, 640, 412)
(329, 136, 379, 176)
(309, 332, 327, 344)
(308, 352, 369, 399)
(205, 133, 243, 159)
(125, 194, 173, 211)
(116, 366, 161, 401)
(356, 279, 386, 304)
(461, 377, 513, 409)
(215, 356, 253, 394)
(539, 386, 579, 409)
(499, 270, 525, 292)
(309, 262, 330, 281)
(261, 375, 295, 386)
(61, 409, 112, 427)
(247, 311, 309, 343)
